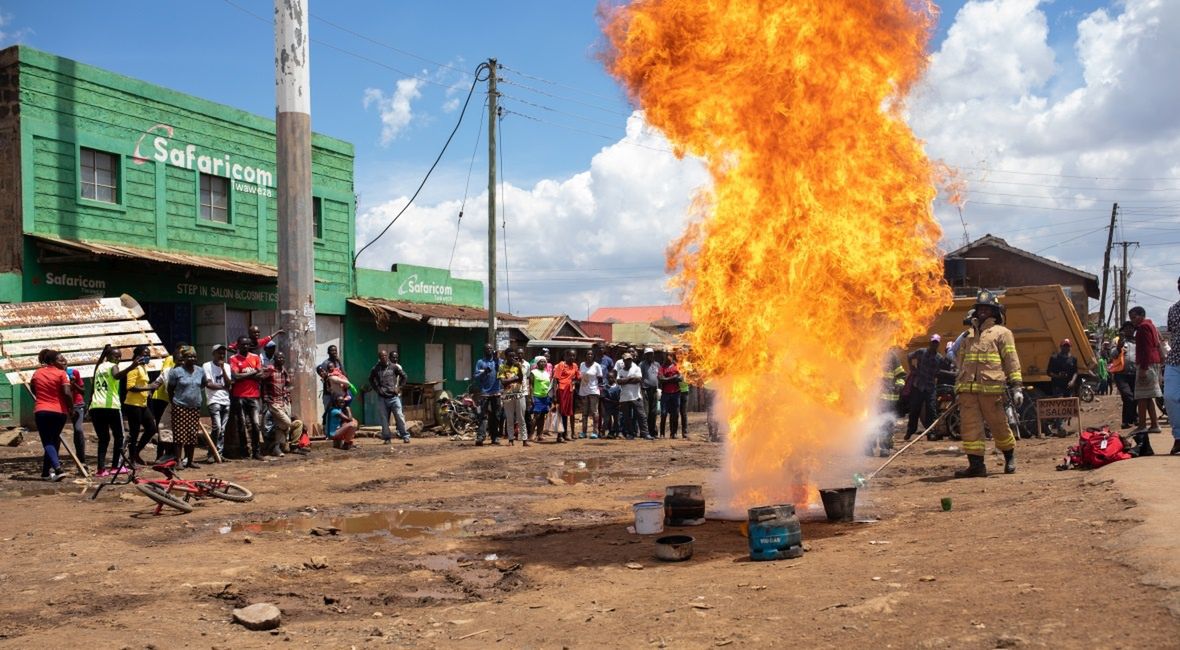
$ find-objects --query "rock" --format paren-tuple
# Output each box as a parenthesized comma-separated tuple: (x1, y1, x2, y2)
(0, 430, 22, 447)
(995, 635, 1026, 648)
(919, 575, 936, 582)
(304, 556, 329, 570)
(625, 562, 644, 570)
(232, 603, 282, 631)
(407, 420, 425, 437)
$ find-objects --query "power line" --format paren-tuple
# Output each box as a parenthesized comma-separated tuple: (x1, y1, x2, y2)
(1033, 226, 1110, 254)
(965, 189, 1180, 206)
(951, 164, 1180, 182)
(498, 109, 512, 314)
(500, 94, 626, 131)
(499, 63, 625, 104)
(354, 64, 489, 264)
(961, 177, 1180, 192)
(447, 98, 488, 275)
(309, 12, 472, 78)
(498, 76, 633, 117)
(222, 0, 454, 90)
(500, 108, 676, 154)
(1128, 285, 1173, 302)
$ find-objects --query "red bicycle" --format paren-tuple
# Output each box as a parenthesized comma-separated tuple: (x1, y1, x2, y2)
(92, 458, 253, 514)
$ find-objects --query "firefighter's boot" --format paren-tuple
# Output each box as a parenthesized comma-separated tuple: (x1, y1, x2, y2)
(954, 455, 987, 478)
(1003, 449, 1016, 474)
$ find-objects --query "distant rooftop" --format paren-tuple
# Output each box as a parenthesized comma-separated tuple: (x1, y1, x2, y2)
(589, 305, 691, 325)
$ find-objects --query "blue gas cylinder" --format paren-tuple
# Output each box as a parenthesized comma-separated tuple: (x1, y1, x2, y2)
(747, 504, 804, 561)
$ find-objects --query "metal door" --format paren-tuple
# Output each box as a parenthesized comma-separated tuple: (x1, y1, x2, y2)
(194, 303, 227, 362)
(425, 344, 444, 383)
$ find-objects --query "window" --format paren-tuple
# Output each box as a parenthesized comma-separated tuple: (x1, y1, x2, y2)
(313, 196, 323, 239)
(80, 148, 118, 203)
(199, 173, 230, 223)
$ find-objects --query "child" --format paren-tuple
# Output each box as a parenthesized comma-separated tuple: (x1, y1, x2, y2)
(326, 396, 357, 449)
(602, 370, 621, 439)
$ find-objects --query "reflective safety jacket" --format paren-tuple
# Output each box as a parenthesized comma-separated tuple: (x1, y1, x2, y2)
(955, 318, 1022, 394)
(882, 364, 906, 402)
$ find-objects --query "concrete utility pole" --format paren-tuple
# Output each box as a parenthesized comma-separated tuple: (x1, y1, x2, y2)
(1098, 203, 1118, 343)
(1115, 241, 1140, 324)
(275, 0, 317, 428)
(486, 59, 498, 349)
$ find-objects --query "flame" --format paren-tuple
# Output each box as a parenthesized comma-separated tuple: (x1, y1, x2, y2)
(603, 0, 952, 512)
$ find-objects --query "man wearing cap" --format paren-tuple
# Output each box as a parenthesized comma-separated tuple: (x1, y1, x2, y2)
(1162, 276, 1180, 455)
(617, 352, 651, 440)
(954, 291, 1023, 477)
(904, 334, 943, 441)
(202, 344, 233, 462)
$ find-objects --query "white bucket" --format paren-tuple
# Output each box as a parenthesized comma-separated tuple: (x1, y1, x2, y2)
(633, 501, 665, 535)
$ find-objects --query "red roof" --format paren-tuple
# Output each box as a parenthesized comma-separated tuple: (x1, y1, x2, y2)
(588, 305, 691, 325)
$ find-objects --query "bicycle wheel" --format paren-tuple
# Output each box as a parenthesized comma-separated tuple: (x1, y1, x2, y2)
(204, 481, 254, 503)
(135, 482, 194, 513)
(1079, 384, 1095, 403)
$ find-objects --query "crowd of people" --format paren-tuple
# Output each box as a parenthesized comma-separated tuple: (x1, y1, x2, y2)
(467, 343, 693, 446)
(28, 325, 314, 480)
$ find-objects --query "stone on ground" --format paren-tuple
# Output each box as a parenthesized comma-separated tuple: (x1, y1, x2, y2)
(233, 602, 282, 631)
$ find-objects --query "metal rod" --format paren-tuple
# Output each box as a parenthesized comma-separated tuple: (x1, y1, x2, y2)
(866, 402, 959, 481)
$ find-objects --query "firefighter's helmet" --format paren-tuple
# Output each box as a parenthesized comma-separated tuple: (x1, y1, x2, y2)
(973, 291, 1005, 324)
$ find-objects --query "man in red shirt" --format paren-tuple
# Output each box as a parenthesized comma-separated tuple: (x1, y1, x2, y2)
(1130, 306, 1163, 440)
(229, 335, 265, 460)
(659, 353, 683, 438)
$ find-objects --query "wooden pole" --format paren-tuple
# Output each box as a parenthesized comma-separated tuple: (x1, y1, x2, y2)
(199, 422, 223, 464)
(486, 58, 499, 349)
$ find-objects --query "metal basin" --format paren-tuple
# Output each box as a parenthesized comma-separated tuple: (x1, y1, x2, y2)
(654, 534, 695, 562)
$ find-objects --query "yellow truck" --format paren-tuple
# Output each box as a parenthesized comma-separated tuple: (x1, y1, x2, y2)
(907, 285, 1096, 437)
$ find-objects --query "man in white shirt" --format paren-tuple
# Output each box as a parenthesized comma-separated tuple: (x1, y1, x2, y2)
(202, 344, 233, 462)
(578, 349, 602, 438)
(616, 353, 651, 440)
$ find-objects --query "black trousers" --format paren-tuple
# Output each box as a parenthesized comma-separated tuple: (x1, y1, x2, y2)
(642, 387, 658, 436)
(90, 408, 124, 471)
(124, 404, 158, 456)
(477, 395, 502, 442)
(1114, 373, 1137, 426)
(905, 388, 935, 435)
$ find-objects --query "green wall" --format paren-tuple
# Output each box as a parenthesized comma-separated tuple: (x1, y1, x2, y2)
(15, 46, 355, 299)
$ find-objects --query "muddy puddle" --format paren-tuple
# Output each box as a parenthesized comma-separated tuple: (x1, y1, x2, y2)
(229, 509, 477, 539)
(539, 458, 618, 485)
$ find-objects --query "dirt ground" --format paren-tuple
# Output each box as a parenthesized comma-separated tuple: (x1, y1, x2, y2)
(1, 396, 1179, 649)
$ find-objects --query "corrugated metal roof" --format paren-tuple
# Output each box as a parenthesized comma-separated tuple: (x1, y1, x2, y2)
(524, 315, 590, 340)
(589, 305, 691, 325)
(610, 322, 683, 350)
(30, 233, 278, 278)
(349, 297, 528, 330)
(0, 295, 166, 384)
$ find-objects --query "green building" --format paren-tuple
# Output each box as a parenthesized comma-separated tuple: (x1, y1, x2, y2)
(0, 46, 355, 425)
(0, 46, 527, 428)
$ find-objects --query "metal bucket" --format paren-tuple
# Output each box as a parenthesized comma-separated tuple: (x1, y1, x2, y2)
(664, 484, 705, 526)
(819, 487, 857, 523)
(654, 535, 694, 561)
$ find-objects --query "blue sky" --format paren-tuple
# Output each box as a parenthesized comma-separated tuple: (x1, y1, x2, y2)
(3, 1, 1179, 320)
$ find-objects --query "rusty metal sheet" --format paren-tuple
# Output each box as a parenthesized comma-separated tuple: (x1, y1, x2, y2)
(0, 295, 166, 385)
(30, 233, 278, 278)
(0, 295, 144, 328)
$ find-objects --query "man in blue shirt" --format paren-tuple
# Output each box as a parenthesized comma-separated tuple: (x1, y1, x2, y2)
(475, 343, 502, 446)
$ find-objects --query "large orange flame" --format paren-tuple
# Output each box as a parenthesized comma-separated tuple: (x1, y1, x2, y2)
(603, 0, 952, 511)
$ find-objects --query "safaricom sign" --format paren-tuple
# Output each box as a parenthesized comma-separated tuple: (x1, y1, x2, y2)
(133, 124, 275, 196)
(398, 274, 454, 302)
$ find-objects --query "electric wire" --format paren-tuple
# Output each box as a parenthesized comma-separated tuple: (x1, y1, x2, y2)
(499, 63, 625, 104)
(500, 108, 676, 154)
(498, 108, 513, 314)
(222, 0, 455, 90)
(498, 76, 632, 117)
(500, 93, 627, 131)
(1033, 226, 1110, 254)
(962, 177, 1180, 192)
(951, 164, 1180, 182)
(447, 98, 488, 275)
(353, 64, 489, 265)
(309, 12, 472, 78)
(1127, 286, 1172, 302)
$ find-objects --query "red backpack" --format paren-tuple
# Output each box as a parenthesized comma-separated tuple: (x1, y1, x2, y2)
(1066, 427, 1131, 469)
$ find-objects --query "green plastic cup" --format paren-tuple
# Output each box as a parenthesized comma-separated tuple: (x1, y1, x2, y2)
(940, 497, 952, 512)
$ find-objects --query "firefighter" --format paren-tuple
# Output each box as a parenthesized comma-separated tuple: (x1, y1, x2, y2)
(869, 352, 907, 457)
(954, 291, 1024, 477)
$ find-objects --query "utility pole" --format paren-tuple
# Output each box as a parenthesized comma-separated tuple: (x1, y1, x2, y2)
(486, 59, 498, 349)
(1098, 203, 1117, 343)
(1114, 241, 1140, 324)
(274, 0, 317, 430)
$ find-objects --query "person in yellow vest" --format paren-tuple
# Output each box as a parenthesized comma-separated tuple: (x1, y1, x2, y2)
(954, 291, 1024, 477)
(869, 352, 907, 457)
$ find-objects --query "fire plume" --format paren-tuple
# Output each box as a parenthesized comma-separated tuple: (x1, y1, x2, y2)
(603, 1, 951, 510)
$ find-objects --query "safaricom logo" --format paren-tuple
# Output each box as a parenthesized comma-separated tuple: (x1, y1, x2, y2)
(398, 274, 454, 300)
(132, 124, 275, 187)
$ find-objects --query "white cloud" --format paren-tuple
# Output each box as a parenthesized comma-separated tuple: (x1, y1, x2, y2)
(0, 10, 32, 46)
(362, 78, 423, 145)
(909, 0, 1180, 319)
(355, 112, 710, 316)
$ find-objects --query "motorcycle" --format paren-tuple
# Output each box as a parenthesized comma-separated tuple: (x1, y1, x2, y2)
(930, 383, 960, 441)
(436, 378, 479, 436)
(1078, 377, 1096, 403)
